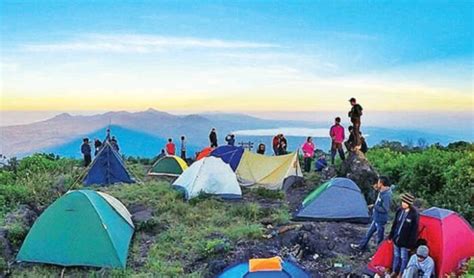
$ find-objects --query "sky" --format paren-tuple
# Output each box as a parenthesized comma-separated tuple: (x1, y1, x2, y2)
(1, 1, 473, 126)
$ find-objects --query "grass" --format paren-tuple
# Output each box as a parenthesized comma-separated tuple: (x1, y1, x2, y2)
(2, 157, 290, 277)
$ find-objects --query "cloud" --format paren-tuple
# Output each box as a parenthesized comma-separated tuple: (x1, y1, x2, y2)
(23, 34, 279, 53)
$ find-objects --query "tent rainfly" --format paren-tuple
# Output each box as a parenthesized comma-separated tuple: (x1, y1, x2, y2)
(236, 151, 303, 190)
(83, 141, 135, 186)
(210, 145, 244, 172)
(148, 155, 188, 177)
(17, 190, 134, 269)
(173, 156, 242, 200)
(293, 178, 370, 223)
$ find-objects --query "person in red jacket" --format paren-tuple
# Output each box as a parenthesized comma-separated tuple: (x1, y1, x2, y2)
(329, 117, 346, 164)
(272, 135, 280, 155)
(165, 138, 176, 155)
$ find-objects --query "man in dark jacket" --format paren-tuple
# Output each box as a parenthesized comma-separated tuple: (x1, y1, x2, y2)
(225, 134, 235, 146)
(94, 138, 102, 156)
(209, 128, 218, 147)
(389, 193, 419, 278)
(111, 136, 120, 152)
(351, 176, 392, 251)
(81, 138, 92, 167)
(180, 136, 186, 160)
(279, 134, 288, 155)
(348, 97, 363, 149)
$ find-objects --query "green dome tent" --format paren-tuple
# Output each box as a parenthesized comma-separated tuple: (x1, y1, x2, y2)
(294, 178, 370, 223)
(148, 155, 188, 177)
(17, 190, 134, 269)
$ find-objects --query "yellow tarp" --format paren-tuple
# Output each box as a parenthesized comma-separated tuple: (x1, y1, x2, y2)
(236, 151, 302, 190)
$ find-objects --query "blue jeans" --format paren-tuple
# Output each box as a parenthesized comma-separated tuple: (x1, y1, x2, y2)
(358, 221, 385, 250)
(393, 244, 409, 274)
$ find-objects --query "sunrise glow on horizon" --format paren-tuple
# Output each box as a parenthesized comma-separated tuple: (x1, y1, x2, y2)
(1, 1, 473, 113)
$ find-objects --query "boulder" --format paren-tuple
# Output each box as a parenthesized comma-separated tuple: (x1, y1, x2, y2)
(5, 205, 38, 228)
(0, 228, 13, 260)
(341, 151, 379, 203)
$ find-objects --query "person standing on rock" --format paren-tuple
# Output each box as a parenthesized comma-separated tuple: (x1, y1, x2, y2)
(329, 117, 345, 164)
(351, 176, 392, 251)
(348, 97, 363, 150)
(302, 137, 315, 172)
(389, 193, 419, 278)
(166, 138, 176, 155)
(209, 128, 218, 147)
(81, 138, 92, 167)
(180, 136, 186, 160)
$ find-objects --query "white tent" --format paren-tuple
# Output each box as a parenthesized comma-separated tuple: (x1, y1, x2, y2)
(172, 156, 242, 200)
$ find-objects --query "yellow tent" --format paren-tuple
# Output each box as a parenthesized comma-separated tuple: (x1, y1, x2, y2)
(236, 151, 303, 190)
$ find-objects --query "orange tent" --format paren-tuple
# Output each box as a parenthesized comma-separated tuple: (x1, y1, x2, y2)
(196, 147, 213, 160)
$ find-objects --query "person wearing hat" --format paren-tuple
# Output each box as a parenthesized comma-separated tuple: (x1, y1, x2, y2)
(347, 97, 363, 150)
(403, 245, 435, 278)
(389, 193, 420, 278)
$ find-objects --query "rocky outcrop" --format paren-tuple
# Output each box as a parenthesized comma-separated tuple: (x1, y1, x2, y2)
(341, 151, 379, 203)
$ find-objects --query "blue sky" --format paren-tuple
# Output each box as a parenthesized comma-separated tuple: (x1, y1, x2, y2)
(1, 1, 473, 114)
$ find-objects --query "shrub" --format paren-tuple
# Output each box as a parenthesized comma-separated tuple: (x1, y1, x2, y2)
(367, 146, 473, 222)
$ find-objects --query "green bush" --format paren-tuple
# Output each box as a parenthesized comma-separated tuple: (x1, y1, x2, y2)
(367, 144, 474, 222)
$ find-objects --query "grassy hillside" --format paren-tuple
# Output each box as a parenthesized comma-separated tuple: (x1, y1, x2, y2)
(0, 144, 473, 277)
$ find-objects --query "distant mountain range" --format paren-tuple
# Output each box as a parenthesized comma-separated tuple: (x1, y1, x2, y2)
(0, 109, 309, 158)
(0, 109, 470, 158)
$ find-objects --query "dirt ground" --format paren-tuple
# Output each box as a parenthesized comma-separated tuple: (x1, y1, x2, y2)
(203, 180, 378, 277)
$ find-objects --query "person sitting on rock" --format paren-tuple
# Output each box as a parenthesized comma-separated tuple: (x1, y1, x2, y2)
(402, 245, 435, 278)
(315, 155, 327, 171)
(345, 126, 355, 151)
(360, 132, 368, 154)
(351, 176, 392, 251)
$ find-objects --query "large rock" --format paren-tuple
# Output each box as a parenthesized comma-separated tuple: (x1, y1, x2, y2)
(341, 151, 379, 203)
(4, 205, 38, 228)
(0, 228, 13, 260)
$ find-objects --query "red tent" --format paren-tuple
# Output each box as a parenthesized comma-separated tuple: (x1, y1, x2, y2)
(366, 207, 474, 277)
(418, 207, 474, 276)
(366, 240, 393, 274)
(196, 147, 213, 161)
